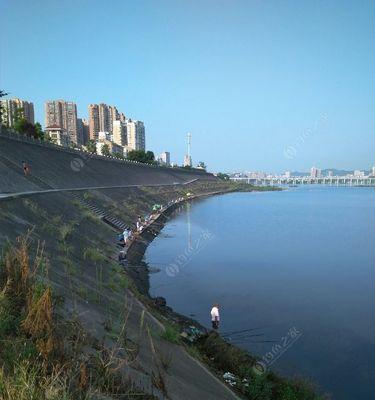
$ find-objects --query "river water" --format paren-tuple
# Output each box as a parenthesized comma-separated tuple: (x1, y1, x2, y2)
(145, 186, 375, 399)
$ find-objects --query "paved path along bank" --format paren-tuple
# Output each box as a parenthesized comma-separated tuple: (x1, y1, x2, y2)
(0, 179, 198, 201)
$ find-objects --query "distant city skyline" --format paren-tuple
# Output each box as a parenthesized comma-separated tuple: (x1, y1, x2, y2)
(232, 166, 375, 178)
(1, 0, 374, 171)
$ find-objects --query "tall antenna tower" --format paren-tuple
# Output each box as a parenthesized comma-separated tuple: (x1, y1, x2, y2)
(183, 132, 192, 167)
(187, 132, 191, 158)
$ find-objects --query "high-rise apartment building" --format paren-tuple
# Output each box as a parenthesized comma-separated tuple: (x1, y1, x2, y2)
(77, 118, 90, 145)
(119, 112, 126, 123)
(0, 98, 35, 127)
(45, 100, 79, 144)
(45, 101, 62, 128)
(98, 103, 110, 133)
(125, 120, 145, 151)
(310, 166, 321, 178)
(81, 118, 90, 145)
(65, 101, 78, 144)
(89, 103, 122, 140)
(88, 104, 100, 141)
(112, 120, 127, 147)
(109, 106, 119, 132)
(88, 104, 144, 151)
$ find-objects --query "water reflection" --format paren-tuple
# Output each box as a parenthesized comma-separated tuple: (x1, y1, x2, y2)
(146, 188, 375, 400)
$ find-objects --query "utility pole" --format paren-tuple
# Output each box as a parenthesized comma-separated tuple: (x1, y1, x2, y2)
(187, 132, 191, 158)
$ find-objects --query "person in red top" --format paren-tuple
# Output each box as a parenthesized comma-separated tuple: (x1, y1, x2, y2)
(22, 161, 30, 176)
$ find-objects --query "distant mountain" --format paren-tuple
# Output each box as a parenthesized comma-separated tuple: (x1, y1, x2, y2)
(290, 171, 309, 176)
(323, 169, 353, 176)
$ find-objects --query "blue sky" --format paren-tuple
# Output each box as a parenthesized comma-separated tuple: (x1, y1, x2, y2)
(1, 0, 374, 172)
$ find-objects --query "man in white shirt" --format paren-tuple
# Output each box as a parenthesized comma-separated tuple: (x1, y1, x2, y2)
(210, 304, 220, 330)
(123, 228, 129, 243)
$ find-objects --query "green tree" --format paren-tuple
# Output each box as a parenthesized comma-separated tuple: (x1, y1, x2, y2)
(113, 152, 125, 160)
(217, 172, 230, 180)
(14, 118, 38, 138)
(0, 89, 9, 129)
(85, 140, 97, 153)
(145, 150, 155, 162)
(34, 122, 44, 140)
(127, 150, 155, 164)
(101, 144, 110, 156)
(12, 107, 24, 126)
(197, 161, 207, 170)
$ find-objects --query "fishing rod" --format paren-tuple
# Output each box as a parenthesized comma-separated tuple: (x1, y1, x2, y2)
(225, 333, 265, 340)
(221, 326, 268, 337)
(225, 334, 265, 343)
(229, 339, 278, 345)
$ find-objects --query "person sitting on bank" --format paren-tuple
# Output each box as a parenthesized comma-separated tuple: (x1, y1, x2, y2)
(210, 304, 220, 330)
(136, 215, 143, 232)
(136, 220, 142, 232)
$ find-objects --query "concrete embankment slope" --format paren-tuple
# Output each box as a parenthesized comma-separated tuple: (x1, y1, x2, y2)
(0, 183, 240, 400)
(0, 132, 216, 193)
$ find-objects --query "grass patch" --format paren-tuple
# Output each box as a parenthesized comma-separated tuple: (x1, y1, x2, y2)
(75, 285, 88, 300)
(57, 255, 77, 275)
(160, 324, 180, 344)
(59, 223, 75, 241)
(83, 247, 106, 263)
(82, 210, 101, 224)
(186, 344, 201, 360)
(83, 192, 94, 200)
(57, 242, 74, 256)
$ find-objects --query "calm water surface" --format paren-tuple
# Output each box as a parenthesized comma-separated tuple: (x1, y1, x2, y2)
(145, 187, 375, 399)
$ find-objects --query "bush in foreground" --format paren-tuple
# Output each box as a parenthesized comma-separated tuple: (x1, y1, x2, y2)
(0, 234, 156, 400)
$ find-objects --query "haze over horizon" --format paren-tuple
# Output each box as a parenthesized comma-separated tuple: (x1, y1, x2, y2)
(1, 0, 374, 172)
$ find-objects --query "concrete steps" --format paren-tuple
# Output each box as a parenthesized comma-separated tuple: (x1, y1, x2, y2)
(72, 193, 129, 232)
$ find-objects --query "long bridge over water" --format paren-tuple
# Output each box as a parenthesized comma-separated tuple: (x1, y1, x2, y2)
(231, 176, 375, 186)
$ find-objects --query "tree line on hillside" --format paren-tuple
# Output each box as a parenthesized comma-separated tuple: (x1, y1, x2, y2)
(85, 140, 156, 164)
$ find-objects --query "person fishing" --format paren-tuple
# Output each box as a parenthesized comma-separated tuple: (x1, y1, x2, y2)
(123, 227, 132, 246)
(210, 304, 220, 330)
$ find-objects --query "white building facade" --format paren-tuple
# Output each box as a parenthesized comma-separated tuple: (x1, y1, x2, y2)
(112, 120, 127, 146)
(45, 125, 70, 147)
(125, 120, 145, 151)
(158, 151, 170, 166)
